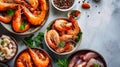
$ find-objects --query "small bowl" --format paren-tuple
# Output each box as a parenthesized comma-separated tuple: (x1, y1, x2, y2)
(15, 48, 52, 67)
(0, 34, 18, 62)
(51, 0, 77, 11)
(68, 49, 107, 67)
(0, 0, 50, 35)
(68, 10, 81, 20)
(44, 18, 82, 55)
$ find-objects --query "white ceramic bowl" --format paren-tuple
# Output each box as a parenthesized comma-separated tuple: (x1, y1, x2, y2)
(44, 18, 82, 55)
(51, 0, 77, 11)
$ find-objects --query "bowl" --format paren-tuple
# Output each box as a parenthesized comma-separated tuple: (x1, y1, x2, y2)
(15, 47, 52, 67)
(0, 0, 50, 35)
(0, 34, 18, 62)
(51, 0, 76, 11)
(68, 49, 107, 67)
(44, 18, 82, 55)
(68, 10, 81, 20)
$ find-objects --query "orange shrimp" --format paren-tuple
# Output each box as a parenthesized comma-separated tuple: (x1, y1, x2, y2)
(56, 43, 74, 53)
(16, 51, 32, 67)
(28, 47, 50, 67)
(60, 35, 73, 41)
(67, 16, 80, 36)
(12, 5, 30, 33)
(54, 19, 72, 31)
(0, 2, 17, 11)
(46, 30, 60, 50)
(0, 14, 12, 23)
(22, 0, 47, 26)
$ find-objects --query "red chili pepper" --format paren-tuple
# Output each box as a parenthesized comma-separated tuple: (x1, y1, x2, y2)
(82, 3, 90, 9)
(75, 11, 80, 17)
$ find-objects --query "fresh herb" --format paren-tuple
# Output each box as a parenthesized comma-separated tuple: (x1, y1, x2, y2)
(24, 32, 44, 48)
(75, 32, 82, 42)
(93, 63, 100, 67)
(56, 58, 68, 67)
(0, 51, 5, 55)
(7, 9, 14, 16)
(20, 21, 27, 30)
(1, 40, 5, 45)
(58, 41, 64, 48)
(47, 27, 51, 31)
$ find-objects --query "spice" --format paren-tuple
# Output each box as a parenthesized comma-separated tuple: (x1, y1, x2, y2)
(53, 0, 74, 9)
(82, 2, 90, 9)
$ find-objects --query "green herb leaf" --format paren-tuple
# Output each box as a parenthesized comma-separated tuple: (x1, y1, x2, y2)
(93, 63, 100, 67)
(20, 21, 27, 30)
(23, 32, 44, 48)
(75, 31, 82, 42)
(56, 58, 68, 67)
(58, 41, 64, 48)
(1, 40, 5, 45)
(7, 9, 14, 16)
(47, 27, 51, 31)
(0, 51, 5, 55)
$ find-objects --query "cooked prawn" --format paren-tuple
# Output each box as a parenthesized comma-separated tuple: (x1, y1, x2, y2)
(56, 43, 74, 53)
(28, 47, 50, 67)
(60, 35, 73, 41)
(67, 16, 80, 36)
(0, 14, 12, 23)
(46, 30, 60, 50)
(16, 51, 32, 67)
(12, 5, 30, 33)
(54, 19, 72, 31)
(0, 2, 17, 11)
(22, 0, 47, 25)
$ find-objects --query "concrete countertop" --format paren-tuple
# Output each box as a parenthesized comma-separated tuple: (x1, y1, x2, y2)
(0, 0, 120, 67)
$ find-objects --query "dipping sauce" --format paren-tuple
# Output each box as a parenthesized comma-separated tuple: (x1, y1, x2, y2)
(0, 35, 17, 61)
(53, 0, 74, 9)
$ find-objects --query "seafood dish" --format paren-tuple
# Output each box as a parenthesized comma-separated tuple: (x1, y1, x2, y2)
(0, 0, 49, 34)
(15, 47, 52, 67)
(68, 50, 107, 67)
(0, 34, 18, 62)
(45, 16, 82, 54)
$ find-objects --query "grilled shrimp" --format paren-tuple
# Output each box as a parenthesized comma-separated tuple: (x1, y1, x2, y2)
(54, 19, 72, 31)
(28, 47, 50, 67)
(12, 5, 30, 33)
(0, 14, 12, 23)
(46, 30, 60, 50)
(16, 51, 32, 67)
(67, 16, 80, 36)
(22, 0, 47, 26)
(14, 0, 39, 11)
(60, 35, 73, 41)
(0, 2, 17, 11)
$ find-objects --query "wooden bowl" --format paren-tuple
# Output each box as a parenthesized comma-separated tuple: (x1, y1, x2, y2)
(0, 34, 18, 63)
(44, 18, 82, 55)
(15, 48, 53, 67)
(0, 0, 50, 35)
(68, 49, 107, 67)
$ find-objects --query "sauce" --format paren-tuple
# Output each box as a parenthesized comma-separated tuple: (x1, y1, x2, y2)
(53, 0, 74, 9)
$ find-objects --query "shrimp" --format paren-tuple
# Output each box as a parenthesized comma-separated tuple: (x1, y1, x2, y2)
(46, 30, 60, 50)
(22, 0, 47, 26)
(14, 0, 39, 11)
(28, 47, 50, 67)
(54, 19, 72, 31)
(60, 35, 73, 41)
(67, 16, 80, 36)
(16, 51, 32, 67)
(0, 14, 12, 23)
(56, 43, 74, 53)
(0, 2, 17, 11)
(12, 5, 30, 33)
(76, 62, 87, 67)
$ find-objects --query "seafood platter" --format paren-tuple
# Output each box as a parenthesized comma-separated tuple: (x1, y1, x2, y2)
(0, 0, 108, 67)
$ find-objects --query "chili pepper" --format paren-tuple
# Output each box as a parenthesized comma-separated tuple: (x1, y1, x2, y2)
(82, 2, 90, 9)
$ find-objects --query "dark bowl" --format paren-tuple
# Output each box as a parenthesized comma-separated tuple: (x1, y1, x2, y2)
(15, 48, 53, 67)
(0, 34, 18, 63)
(68, 49, 107, 67)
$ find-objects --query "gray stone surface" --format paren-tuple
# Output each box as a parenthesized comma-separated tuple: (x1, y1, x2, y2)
(0, 0, 120, 67)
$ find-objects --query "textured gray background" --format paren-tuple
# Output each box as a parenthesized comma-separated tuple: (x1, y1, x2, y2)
(0, 0, 120, 67)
